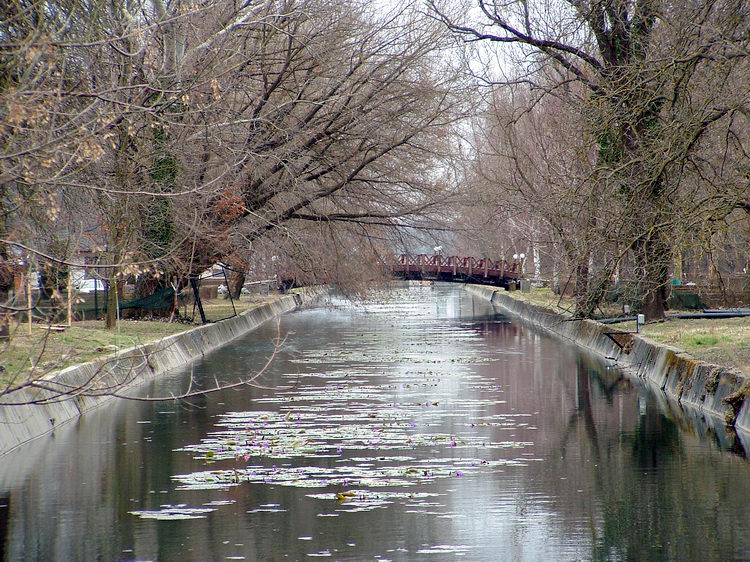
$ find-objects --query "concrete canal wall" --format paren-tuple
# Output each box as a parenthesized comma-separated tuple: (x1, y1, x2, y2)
(0, 287, 327, 455)
(466, 284, 750, 436)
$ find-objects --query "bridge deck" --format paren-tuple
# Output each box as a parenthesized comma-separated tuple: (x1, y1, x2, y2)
(391, 254, 521, 287)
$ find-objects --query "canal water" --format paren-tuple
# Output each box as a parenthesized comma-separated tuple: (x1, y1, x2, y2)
(0, 284, 749, 561)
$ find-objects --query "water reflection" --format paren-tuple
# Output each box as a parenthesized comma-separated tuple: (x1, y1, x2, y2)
(0, 284, 748, 561)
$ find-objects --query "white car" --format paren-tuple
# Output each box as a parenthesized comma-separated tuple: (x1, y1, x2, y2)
(76, 278, 107, 293)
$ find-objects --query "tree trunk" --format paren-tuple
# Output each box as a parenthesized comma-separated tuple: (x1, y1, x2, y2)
(0, 266, 11, 340)
(0, 196, 12, 340)
(673, 249, 683, 282)
(641, 285, 666, 321)
(533, 244, 541, 280)
(228, 270, 245, 299)
(636, 231, 671, 321)
(106, 274, 118, 329)
(574, 255, 590, 317)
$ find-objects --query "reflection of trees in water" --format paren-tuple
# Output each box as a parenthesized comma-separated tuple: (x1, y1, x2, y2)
(576, 359, 750, 562)
(581, 353, 632, 405)
(126, 314, 750, 560)
(557, 354, 629, 463)
(513, 351, 750, 561)
(577, 353, 683, 472)
(471, 318, 519, 338)
(0, 495, 8, 562)
(730, 435, 747, 458)
(629, 397, 681, 470)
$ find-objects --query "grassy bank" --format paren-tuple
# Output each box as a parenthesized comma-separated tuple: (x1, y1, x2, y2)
(502, 287, 750, 375)
(0, 296, 277, 387)
(503, 287, 575, 314)
(611, 317, 750, 374)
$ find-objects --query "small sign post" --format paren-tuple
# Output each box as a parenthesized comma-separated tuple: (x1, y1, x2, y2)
(637, 314, 645, 333)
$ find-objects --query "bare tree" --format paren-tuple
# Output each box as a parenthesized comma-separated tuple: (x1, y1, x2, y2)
(434, 0, 750, 319)
(0, 0, 469, 401)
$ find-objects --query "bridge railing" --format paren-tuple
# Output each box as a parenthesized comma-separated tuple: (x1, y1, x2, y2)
(392, 254, 520, 279)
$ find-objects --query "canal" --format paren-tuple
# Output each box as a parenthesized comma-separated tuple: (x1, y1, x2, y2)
(0, 284, 749, 561)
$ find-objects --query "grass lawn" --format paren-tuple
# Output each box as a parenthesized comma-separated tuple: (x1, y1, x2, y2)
(0, 295, 277, 387)
(609, 316, 750, 374)
(183, 296, 274, 322)
(502, 287, 750, 375)
(503, 287, 576, 314)
(499, 287, 624, 317)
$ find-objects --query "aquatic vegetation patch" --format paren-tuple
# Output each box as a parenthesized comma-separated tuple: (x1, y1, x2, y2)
(129, 504, 216, 520)
(415, 544, 472, 555)
(290, 351, 496, 366)
(203, 499, 236, 507)
(247, 505, 286, 513)
(173, 457, 521, 492)
(306, 490, 442, 513)
(162, 293, 538, 524)
(177, 402, 532, 463)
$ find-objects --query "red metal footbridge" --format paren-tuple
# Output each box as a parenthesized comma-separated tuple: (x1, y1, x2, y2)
(391, 254, 522, 287)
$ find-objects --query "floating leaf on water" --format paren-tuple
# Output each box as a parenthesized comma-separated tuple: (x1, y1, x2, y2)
(335, 491, 356, 502)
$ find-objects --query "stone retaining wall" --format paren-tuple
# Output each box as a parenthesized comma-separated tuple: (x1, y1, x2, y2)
(0, 287, 327, 455)
(466, 284, 750, 435)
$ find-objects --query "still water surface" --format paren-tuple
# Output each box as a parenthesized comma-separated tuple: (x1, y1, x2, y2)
(1, 285, 749, 561)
